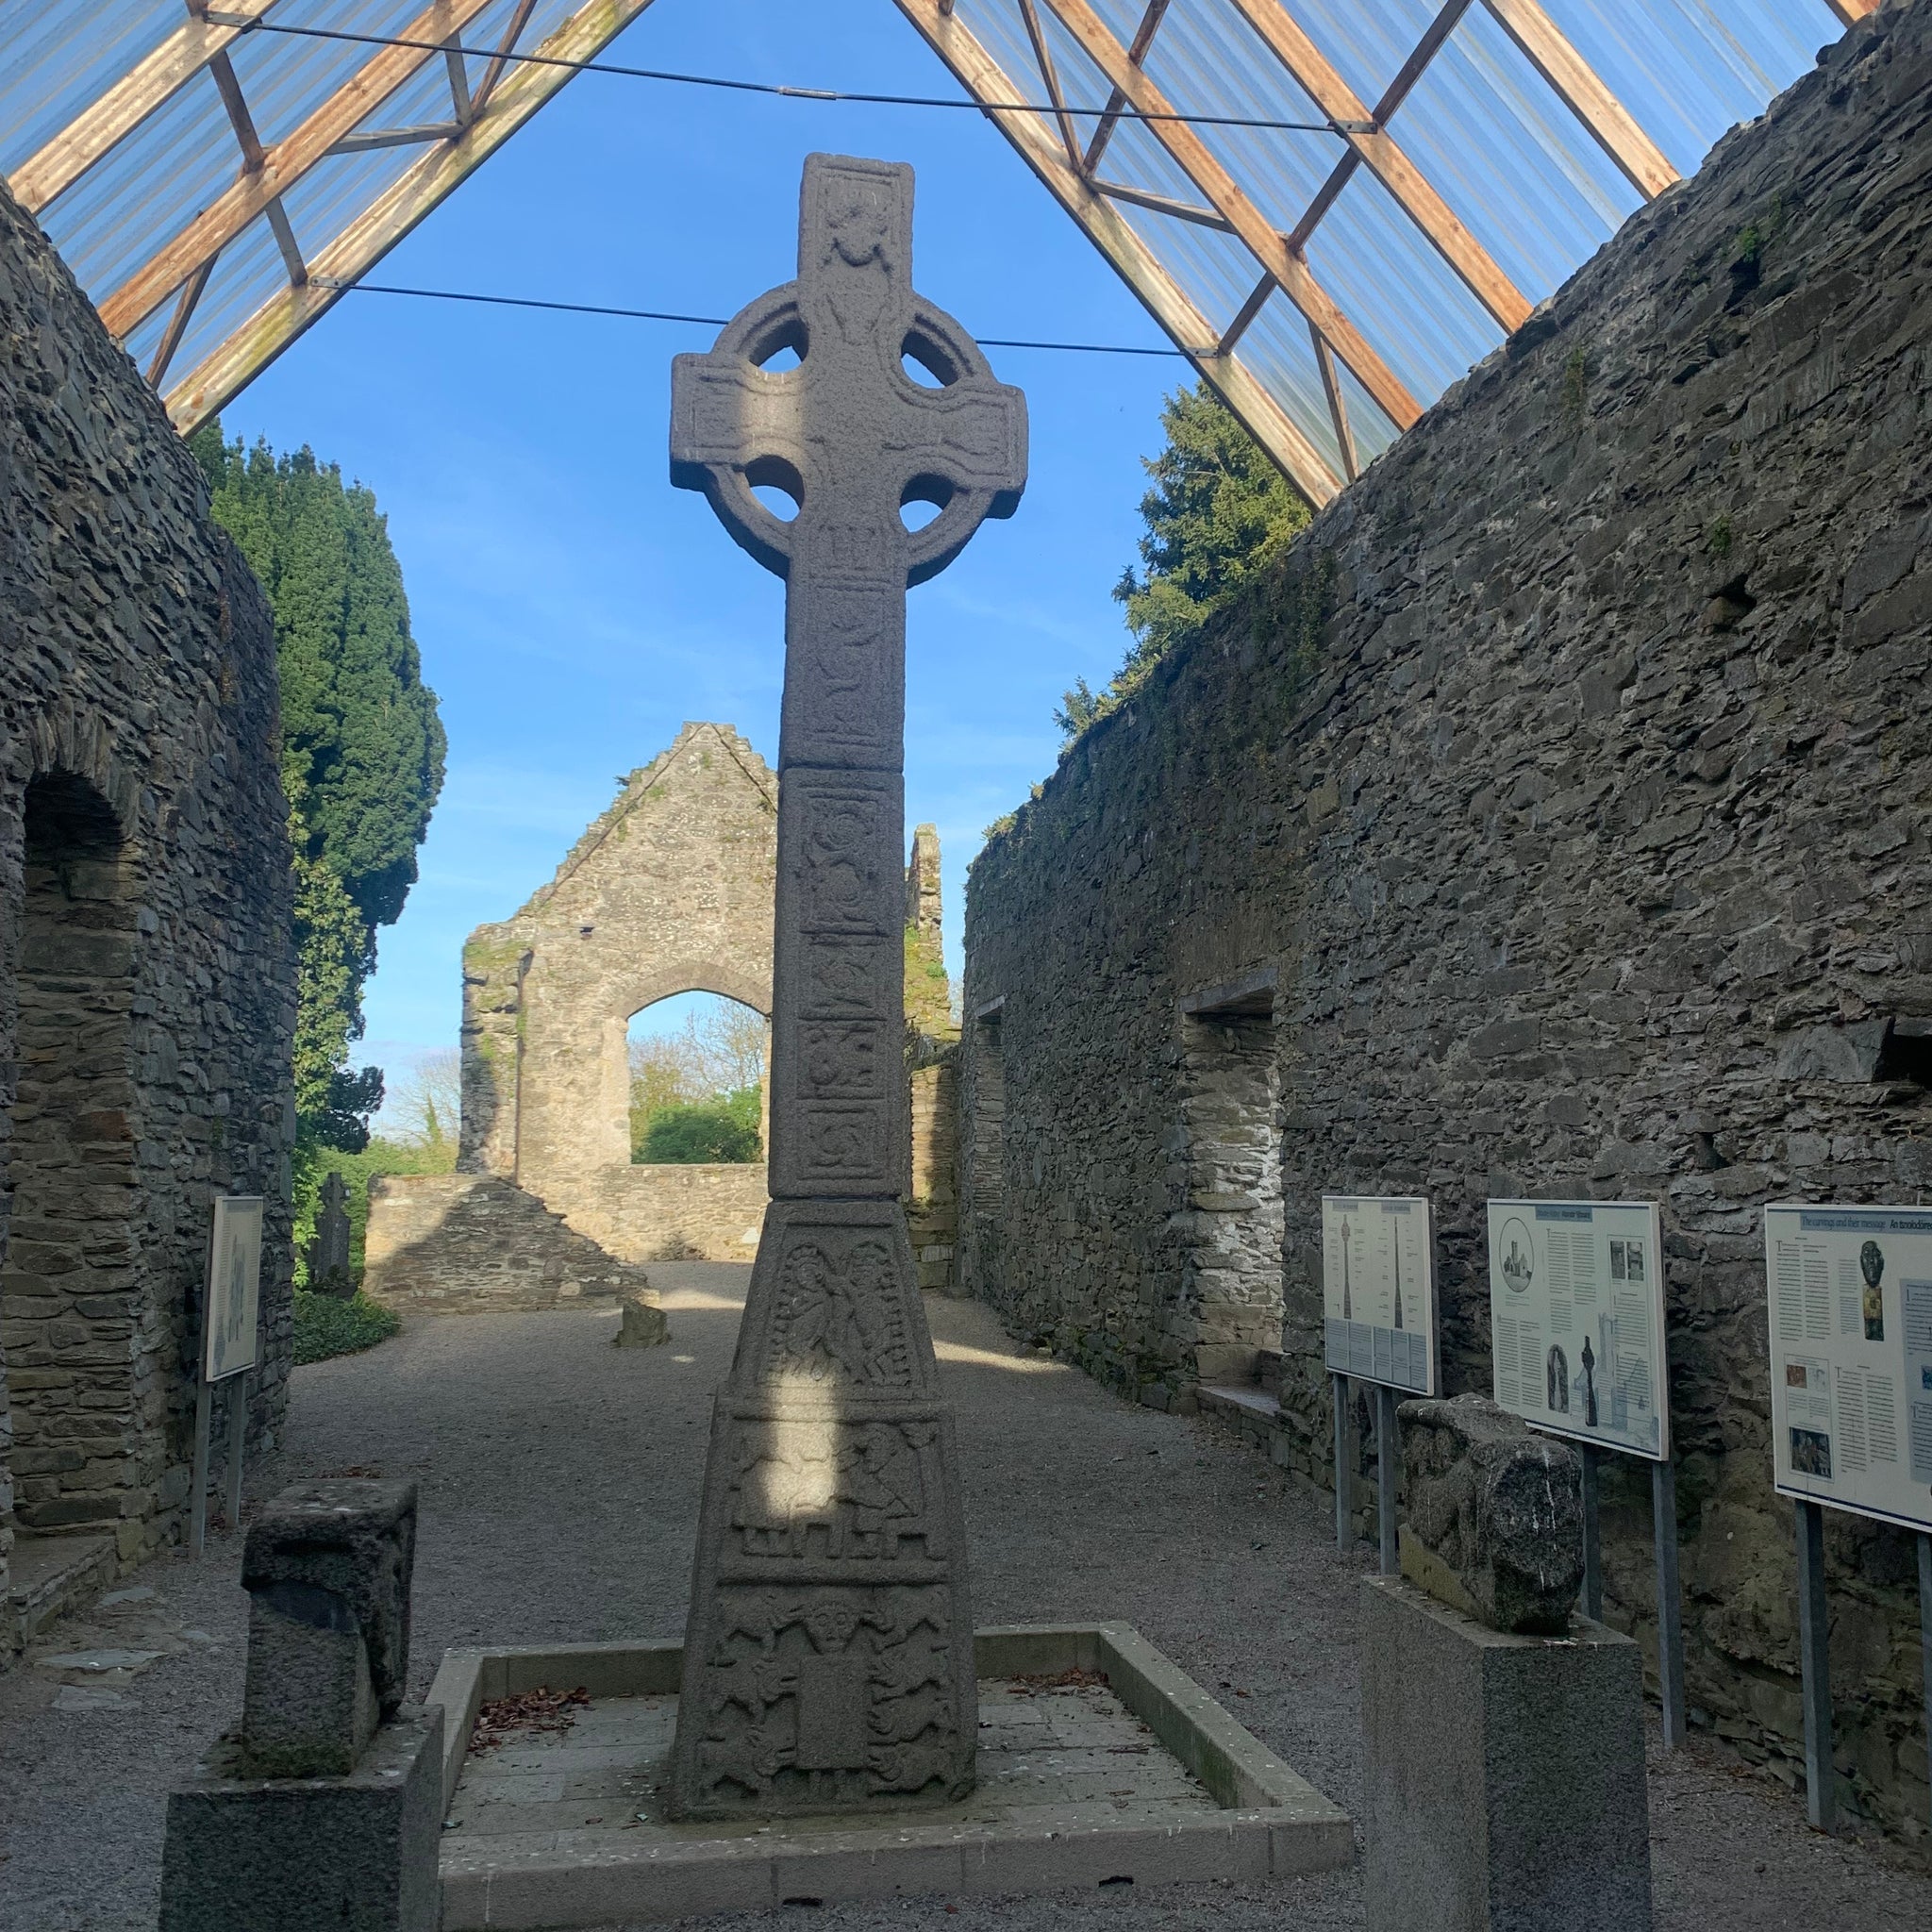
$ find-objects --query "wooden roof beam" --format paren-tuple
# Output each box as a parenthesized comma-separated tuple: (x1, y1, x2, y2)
(889, 0, 1341, 506)
(1035, 0, 1420, 431)
(1281, 1, 1472, 265)
(1091, 179, 1233, 232)
(162, 0, 667, 437)
(1823, 2, 1878, 26)
(1225, 0, 1530, 335)
(99, 0, 503, 342)
(1310, 319, 1358, 481)
(7, 0, 283, 216)
(1016, 0, 1086, 175)
(1081, 0, 1172, 175)
(1480, 0, 1678, 200)
(471, 0, 541, 117)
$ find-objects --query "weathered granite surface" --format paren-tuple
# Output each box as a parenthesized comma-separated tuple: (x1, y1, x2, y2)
(241, 1481, 419, 1766)
(0, 176, 295, 1637)
(1362, 1576, 1652, 1932)
(958, 5, 1932, 1834)
(666, 153, 1023, 1819)
(1400, 1393, 1584, 1635)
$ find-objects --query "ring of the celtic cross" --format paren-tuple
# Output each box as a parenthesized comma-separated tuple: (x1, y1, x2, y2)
(673, 284, 1024, 588)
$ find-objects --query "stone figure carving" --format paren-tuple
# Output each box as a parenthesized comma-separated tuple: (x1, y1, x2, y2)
(1859, 1238, 1886, 1341)
(665, 153, 1024, 1821)
(1399, 1393, 1585, 1634)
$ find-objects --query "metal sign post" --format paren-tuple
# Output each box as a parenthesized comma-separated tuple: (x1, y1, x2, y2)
(1332, 1371, 1350, 1553)
(1653, 1457, 1686, 1749)
(1919, 1532, 1931, 1831)
(1762, 1204, 1932, 1832)
(191, 1196, 264, 1557)
(1374, 1382, 1400, 1576)
(1321, 1195, 1439, 1574)
(1487, 1197, 1683, 1747)
(1579, 1443, 1603, 1621)
(1795, 1498, 1833, 1830)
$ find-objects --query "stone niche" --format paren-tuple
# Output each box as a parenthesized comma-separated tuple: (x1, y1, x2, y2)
(0, 179, 296, 1649)
(956, 8, 1932, 1839)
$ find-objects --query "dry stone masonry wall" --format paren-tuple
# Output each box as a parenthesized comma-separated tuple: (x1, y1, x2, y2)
(959, 6, 1932, 1837)
(0, 179, 295, 1640)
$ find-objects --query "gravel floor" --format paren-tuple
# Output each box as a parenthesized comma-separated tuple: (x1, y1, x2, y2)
(2, 1265, 1926, 1931)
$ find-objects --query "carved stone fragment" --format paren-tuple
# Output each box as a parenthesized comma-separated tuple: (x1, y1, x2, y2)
(1398, 1392, 1583, 1635)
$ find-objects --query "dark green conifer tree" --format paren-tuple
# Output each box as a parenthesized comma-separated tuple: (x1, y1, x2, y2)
(1057, 382, 1308, 741)
(191, 420, 446, 1151)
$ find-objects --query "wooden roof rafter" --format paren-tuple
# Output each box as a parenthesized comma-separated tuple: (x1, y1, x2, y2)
(1033, 0, 1421, 434)
(160, 0, 667, 436)
(1478, 0, 1678, 201)
(7, 0, 284, 217)
(99, 0, 506, 343)
(1225, 0, 1530, 334)
(891, 0, 1344, 508)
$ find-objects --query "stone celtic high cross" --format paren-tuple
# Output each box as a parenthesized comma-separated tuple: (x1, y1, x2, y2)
(665, 153, 1025, 1819)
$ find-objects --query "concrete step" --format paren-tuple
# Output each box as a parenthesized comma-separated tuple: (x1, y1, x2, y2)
(5, 1529, 119, 1656)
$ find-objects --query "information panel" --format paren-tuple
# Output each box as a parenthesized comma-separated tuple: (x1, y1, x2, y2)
(1323, 1195, 1438, 1394)
(205, 1195, 264, 1383)
(1765, 1204, 1932, 1534)
(1486, 1199, 1669, 1459)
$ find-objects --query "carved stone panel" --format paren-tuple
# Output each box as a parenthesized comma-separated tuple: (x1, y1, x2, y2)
(669, 1200, 974, 1819)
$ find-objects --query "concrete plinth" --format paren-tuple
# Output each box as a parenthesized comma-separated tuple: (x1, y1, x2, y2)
(159, 1707, 443, 1932)
(1361, 1575, 1651, 1932)
(428, 1624, 1351, 1927)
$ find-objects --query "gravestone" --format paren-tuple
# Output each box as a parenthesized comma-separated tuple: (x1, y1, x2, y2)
(160, 1479, 441, 1931)
(308, 1172, 354, 1300)
(664, 152, 1024, 1820)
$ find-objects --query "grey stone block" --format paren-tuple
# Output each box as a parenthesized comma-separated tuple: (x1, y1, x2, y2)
(160, 1706, 442, 1932)
(1400, 1392, 1583, 1634)
(615, 1292, 669, 1348)
(1361, 1575, 1651, 1932)
(241, 1479, 417, 1777)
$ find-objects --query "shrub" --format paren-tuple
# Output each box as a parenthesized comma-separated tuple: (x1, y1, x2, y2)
(292, 1291, 401, 1365)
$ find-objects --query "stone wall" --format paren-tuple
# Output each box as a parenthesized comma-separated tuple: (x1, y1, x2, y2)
(362, 1175, 656, 1314)
(905, 823, 959, 1293)
(507, 1164, 767, 1267)
(958, 6, 1932, 1837)
(457, 721, 775, 1255)
(0, 180, 296, 1638)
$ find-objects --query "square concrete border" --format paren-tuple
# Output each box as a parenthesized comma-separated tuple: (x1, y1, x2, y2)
(428, 1624, 1352, 1927)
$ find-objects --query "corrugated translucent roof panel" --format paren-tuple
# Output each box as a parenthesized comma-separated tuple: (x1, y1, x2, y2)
(1, 0, 646, 419)
(1, 0, 1858, 495)
(919, 0, 1856, 500)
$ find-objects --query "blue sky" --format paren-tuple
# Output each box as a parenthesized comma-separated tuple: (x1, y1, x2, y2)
(210, 0, 1187, 1101)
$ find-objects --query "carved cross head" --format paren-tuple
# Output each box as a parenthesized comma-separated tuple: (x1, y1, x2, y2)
(671, 154, 1027, 588)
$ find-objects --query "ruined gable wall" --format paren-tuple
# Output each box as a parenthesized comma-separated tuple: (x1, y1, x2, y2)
(960, 7, 1932, 1832)
(0, 183, 295, 1610)
(456, 722, 776, 1264)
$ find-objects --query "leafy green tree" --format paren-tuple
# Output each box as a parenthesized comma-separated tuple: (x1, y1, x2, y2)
(191, 418, 445, 1156)
(639, 1089, 763, 1163)
(1057, 383, 1308, 742)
